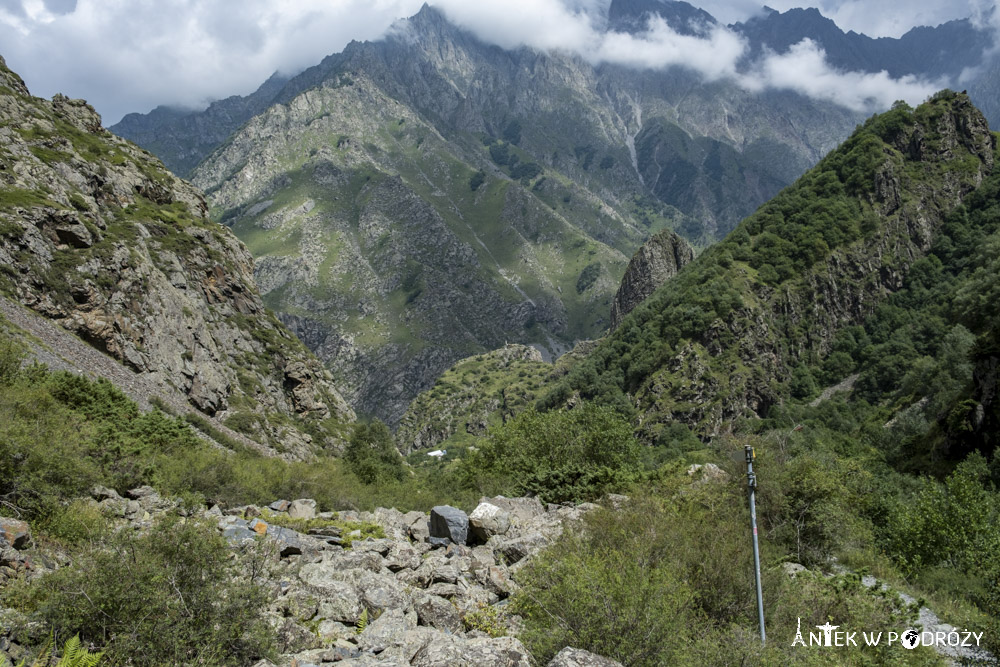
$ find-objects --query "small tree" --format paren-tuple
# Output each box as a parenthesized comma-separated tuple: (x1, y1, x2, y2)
(345, 421, 405, 485)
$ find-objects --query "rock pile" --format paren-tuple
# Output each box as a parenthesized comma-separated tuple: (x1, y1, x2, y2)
(0, 488, 620, 667)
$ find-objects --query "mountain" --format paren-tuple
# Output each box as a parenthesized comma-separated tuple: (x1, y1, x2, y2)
(607, 0, 718, 35)
(113, 4, 868, 423)
(0, 55, 354, 457)
(543, 91, 996, 442)
(732, 8, 992, 81)
(111, 71, 291, 178)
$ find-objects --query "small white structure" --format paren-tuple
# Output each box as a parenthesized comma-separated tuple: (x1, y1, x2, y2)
(427, 449, 447, 459)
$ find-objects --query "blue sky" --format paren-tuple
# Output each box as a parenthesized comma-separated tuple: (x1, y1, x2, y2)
(0, 0, 993, 124)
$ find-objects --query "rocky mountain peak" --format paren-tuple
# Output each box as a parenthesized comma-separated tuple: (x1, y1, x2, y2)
(0, 56, 29, 97)
(608, 0, 718, 34)
(610, 228, 694, 330)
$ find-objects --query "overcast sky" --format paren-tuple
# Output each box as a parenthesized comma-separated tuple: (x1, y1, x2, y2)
(0, 0, 994, 125)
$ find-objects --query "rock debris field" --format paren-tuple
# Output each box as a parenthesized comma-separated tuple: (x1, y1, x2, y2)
(0, 483, 625, 667)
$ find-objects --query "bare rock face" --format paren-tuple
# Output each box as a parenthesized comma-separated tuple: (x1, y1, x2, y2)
(610, 229, 694, 330)
(0, 57, 354, 455)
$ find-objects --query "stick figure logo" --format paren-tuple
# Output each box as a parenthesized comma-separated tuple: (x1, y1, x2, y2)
(902, 629, 920, 649)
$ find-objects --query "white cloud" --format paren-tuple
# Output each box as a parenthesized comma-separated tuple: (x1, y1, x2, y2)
(595, 17, 746, 80)
(0, 0, 981, 125)
(744, 39, 944, 110)
(1, 0, 427, 123)
(432, 0, 941, 109)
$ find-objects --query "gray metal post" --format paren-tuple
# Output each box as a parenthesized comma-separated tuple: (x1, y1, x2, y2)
(746, 445, 766, 644)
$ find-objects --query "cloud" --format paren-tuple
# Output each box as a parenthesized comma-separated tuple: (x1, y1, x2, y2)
(432, 0, 942, 109)
(744, 39, 945, 111)
(0, 0, 977, 126)
(0, 0, 427, 124)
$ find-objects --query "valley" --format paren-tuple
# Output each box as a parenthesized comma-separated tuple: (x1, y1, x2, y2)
(0, 1, 999, 665)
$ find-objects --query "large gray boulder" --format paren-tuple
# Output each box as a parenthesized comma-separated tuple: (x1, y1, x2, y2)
(481, 496, 545, 526)
(414, 593, 463, 633)
(548, 647, 624, 666)
(430, 505, 469, 545)
(287, 498, 317, 520)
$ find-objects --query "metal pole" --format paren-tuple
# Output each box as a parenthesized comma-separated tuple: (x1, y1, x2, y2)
(746, 445, 766, 644)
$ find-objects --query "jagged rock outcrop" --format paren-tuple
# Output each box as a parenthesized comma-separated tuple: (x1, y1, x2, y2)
(0, 56, 353, 456)
(609, 228, 694, 330)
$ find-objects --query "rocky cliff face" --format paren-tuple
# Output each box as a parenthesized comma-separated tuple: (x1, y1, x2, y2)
(0, 56, 353, 456)
(610, 229, 694, 330)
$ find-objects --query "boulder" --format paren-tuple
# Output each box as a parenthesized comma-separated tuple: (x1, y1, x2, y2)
(414, 594, 463, 634)
(481, 496, 545, 526)
(0, 518, 30, 550)
(430, 506, 469, 545)
(315, 583, 364, 624)
(356, 607, 416, 653)
(266, 525, 308, 557)
(223, 526, 258, 544)
(548, 647, 624, 666)
(410, 635, 532, 666)
(408, 513, 431, 543)
(287, 499, 316, 520)
(468, 502, 511, 543)
(268, 499, 291, 512)
(91, 485, 120, 501)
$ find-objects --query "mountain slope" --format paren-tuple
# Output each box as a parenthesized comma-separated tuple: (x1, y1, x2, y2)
(120, 4, 868, 423)
(111, 71, 291, 178)
(543, 91, 996, 440)
(0, 55, 354, 457)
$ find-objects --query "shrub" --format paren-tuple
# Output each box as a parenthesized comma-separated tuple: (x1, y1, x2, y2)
(0, 334, 26, 385)
(468, 170, 486, 191)
(512, 497, 697, 665)
(41, 499, 110, 546)
(575, 262, 601, 294)
(24, 516, 275, 666)
(885, 452, 997, 574)
(463, 402, 641, 503)
(345, 421, 405, 485)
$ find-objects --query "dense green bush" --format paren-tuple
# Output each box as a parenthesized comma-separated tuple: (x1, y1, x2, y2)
(344, 421, 405, 485)
(886, 452, 998, 575)
(17, 517, 274, 666)
(513, 496, 697, 665)
(514, 480, 929, 666)
(462, 402, 641, 503)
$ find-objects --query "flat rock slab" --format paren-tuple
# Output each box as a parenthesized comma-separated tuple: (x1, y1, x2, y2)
(548, 647, 624, 667)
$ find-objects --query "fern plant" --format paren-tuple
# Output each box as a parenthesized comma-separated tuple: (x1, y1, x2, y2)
(10, 635, 103, 667)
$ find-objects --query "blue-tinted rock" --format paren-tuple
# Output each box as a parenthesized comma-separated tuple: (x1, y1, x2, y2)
(430, 506, 469, 545)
